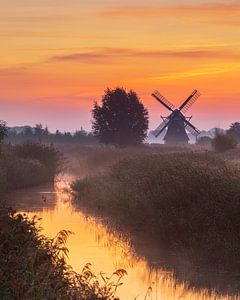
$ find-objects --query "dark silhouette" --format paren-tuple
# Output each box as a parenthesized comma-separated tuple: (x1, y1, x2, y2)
(92, 87, 149, 147)
(212, 133, 238, 152)
(6, 124, 97, 145)
(0, 120, 8, 143)
(151, 90, 200, 144)
(227, 122, 240, 142)
(196, 136, 212, 145)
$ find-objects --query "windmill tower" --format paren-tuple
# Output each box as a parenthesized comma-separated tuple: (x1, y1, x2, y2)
(151, 90, 201, 144)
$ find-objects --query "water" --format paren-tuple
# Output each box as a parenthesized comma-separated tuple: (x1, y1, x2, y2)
(7, 175, 240, 300)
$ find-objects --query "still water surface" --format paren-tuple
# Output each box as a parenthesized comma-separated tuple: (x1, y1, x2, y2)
(8, 175, 240, 300)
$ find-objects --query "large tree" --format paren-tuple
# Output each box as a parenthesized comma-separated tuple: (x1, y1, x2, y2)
(92, 87, 149, 147)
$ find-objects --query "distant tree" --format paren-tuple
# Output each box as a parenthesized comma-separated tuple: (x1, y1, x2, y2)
(74, 128, 87, 137)
(0, 121, 8, 143)
(227, 122, 240, 142)
(212, 133, 237, 152)
(92, 87, 149, 147)
(196, 136, 212, 145)
(55, 130, 62, 137)
(212, 128, 224, 136)
(43, 126, 49, 136)
(34, 123, 44, 142)
(23, 126, 33, 137)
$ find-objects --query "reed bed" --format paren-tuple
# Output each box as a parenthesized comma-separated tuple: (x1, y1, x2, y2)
(64, 144, 195, 176)
(72, 151, 240, 268)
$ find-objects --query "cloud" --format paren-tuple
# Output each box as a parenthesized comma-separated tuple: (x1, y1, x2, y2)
(97, 4, 240, 26)
(153, 68, 230, 80)
(0, 67, 29, 77)
(50, 47, 228, 64)
(98, 4, 240, 17)
(51, 52, 106, 63)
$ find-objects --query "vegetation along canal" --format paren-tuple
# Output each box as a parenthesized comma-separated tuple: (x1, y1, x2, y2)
(8, 173, 240, 300)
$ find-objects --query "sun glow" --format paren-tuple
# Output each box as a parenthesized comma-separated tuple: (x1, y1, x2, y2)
(0, 1, 239, 131)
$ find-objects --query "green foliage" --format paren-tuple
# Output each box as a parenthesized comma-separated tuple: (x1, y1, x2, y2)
(72, 152, 240, 268)
(227, 122, 240, 142)
(0, 207, 126, 299)
(212, 133, 238, 152)
(92, 87, 149, 147)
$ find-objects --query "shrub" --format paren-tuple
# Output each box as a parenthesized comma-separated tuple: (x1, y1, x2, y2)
(0, 155, 47, 192)
(0, 207, 126, 299)
(227, 122, 240, 142)
(13, 142, 62, 179)
(0, 143, 63, 193)
(212, 133, 237, 152)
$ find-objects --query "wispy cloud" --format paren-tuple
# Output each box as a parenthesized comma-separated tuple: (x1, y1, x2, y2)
(98, 4, 240, 26)
(98, 4, 240, 17)
(148, 64, 240, 80)
(0, 66, 29, 77)
(50, 47, 232, 64)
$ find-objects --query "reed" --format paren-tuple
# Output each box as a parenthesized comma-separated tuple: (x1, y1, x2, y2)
(72, 151, 240, 268)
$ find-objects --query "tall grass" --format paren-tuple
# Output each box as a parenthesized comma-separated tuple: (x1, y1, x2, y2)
(65, 144, 194, 176)
(0, 206, 126, 299)
(72, 152, 240, 268)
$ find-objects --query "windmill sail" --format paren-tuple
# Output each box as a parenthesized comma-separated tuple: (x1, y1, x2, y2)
(152, 119, 170, 138)
(151, 88, 201, 144)
(152, 91, 175, 112)
(184, 120, 200, 137)
(179, 90, 201, 114)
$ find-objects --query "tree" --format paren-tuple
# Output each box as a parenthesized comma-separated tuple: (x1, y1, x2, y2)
(43, 126, 49, 136)
(23, 126, 33, 137)
(212, 133, 237, 152)
(0, 121, 8, 143)
(227, 122, 240, 142)
(34, 123, 44, 142)
(92, 88, 149, 147)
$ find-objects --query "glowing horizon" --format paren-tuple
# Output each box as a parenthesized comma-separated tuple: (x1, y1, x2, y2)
(0, 0, 239, 132)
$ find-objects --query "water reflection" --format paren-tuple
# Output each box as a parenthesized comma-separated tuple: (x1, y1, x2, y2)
(8, 176, 240, 300)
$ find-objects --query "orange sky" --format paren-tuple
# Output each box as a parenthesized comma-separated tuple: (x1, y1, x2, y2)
(0, 1, 239, 131)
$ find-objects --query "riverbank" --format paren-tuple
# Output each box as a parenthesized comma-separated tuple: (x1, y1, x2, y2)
(71, 150, 240, 270)
(0, 142, 127, 300)
(7, 171, 240, 299)
(0, 143, 61, 194)
(0, 206, 125, 299)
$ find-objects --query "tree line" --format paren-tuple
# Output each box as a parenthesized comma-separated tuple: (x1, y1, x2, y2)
(0, 87, 239, 147)
(5, 124, 98, 145)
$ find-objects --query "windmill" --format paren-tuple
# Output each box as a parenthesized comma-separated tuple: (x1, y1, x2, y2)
(151, 90, 201, 144)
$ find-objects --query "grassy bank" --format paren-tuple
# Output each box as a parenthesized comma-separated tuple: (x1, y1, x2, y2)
(72, 151, 240, 269)
(0, 143, 62, 193)
(0, 206, 125, 299)
(64, 144, 197, 177)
